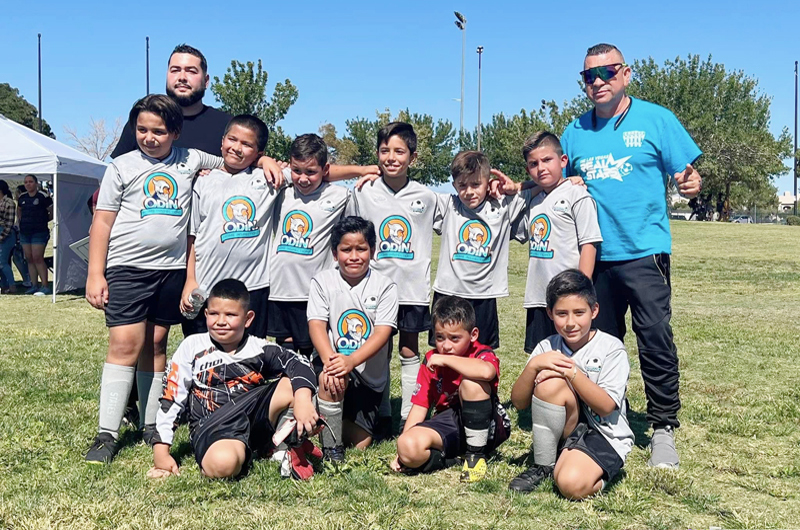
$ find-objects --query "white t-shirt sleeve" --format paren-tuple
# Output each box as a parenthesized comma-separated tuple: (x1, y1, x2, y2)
(190, 150, 224, 172)
(189, 184, 202, 237)
(306, 276, 330, 322)
(95, 163, 125, 212)
(572, 194, 603, 246)
(595, 345, 630, 409)
(374, 280, 399, 328)
(432, 193, 450, 235)
(525, 336, 553, 364)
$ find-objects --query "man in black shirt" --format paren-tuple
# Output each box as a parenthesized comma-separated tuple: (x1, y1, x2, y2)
(111, 44, 232, 158)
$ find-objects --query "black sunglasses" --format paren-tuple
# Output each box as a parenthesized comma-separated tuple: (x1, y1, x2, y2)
(580, 63, 626, 84)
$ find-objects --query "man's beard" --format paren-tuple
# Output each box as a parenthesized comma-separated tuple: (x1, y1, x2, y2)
(166, 84, 205, 107)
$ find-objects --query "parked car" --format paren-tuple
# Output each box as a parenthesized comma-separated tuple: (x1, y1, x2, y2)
(731, 216, 753, 224)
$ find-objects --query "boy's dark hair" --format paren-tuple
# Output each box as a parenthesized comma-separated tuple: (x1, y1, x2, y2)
(169, 44, 208, 74)
(331, 216, 376, 251)
(522, 131, 563, 160)
(451, 150, 490, 181)
(0, 180, 10, 196)
(377, 122, 417, 154)
(224, 114, 269, 152)
(431, 295, 476, 332)
(291, 133, 328, 167)
(16, 184, 26, 195)
(129, 94, 184, 135)
(586, 43, 624, 61)
(546, 269, 598, 310)
(209, 278, 251, 311)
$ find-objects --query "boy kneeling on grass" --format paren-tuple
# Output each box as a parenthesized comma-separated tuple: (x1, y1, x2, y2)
(150, 279, 321, 480)
(391, 295, 511, 482)
(509, 269, 633, 499)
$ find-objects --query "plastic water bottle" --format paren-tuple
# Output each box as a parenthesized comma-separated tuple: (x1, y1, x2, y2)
(181, 288, 207, 320)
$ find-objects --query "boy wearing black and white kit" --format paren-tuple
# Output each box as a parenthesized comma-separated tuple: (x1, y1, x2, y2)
(267, 134, 350, 357)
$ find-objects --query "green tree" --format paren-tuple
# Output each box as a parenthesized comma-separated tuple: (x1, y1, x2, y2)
(320, 109, 456, 185)
(0, 83, 55, 138)
(628, 55, 792, 220)
(210, 60, 298, 159)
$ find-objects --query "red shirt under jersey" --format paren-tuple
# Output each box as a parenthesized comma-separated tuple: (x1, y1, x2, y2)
(410, 341, 500, 413)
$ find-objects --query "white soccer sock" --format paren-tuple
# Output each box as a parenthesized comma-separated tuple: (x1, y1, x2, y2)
(531, 395, 566, 467)
(400, 355, 421, 420)
(317, 398, 343, 449)
(98, 363, 135, 440)
(137, 371, 165, 427)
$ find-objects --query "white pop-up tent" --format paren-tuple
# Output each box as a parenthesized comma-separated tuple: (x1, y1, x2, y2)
(0, 113, 107, 301)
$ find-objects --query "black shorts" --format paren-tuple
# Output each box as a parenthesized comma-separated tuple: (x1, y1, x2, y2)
(182, 287, 270, 338)
(105, 267, 185, 327)
(312, 356, 383, 437)
(190, 382, 279, 475)
(265, 300, 312, 348)
(397, 304, 432, 334)
(415, 400, 511, 459)
(559, 421, 624, 482)
(428, 293, 499, 349)
(524, 307, 556, 353)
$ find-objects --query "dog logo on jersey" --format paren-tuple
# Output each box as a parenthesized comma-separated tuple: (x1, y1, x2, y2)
(529, 214, 554, 259)
(453, 220, 491, 263)
(409, 199, 426, 214)
(336, 310, 372, 355)
(141, 173, 182, 217)
(277, 210, 314, 255)
(220, 196, 260, 242)
(377, 216, 414, 260)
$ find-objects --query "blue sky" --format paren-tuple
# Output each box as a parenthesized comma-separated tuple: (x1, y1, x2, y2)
(2, 0, 798, 193)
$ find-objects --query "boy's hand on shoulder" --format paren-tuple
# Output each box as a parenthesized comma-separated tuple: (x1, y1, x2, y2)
(260, 156, 285, 188)
(151, 443, 180, 477)
(489, 168, 520, 197)
(567, 175, 587, 188)
(85, 273, 109, 310)
(354, 170, 381, 190)
(196, 168, 212, 177)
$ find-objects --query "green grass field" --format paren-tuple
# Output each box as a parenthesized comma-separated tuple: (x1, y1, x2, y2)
(1, 221, 799, 529)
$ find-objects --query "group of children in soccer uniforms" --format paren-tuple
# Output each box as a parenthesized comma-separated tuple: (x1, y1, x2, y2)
(84, 92, 633, 500)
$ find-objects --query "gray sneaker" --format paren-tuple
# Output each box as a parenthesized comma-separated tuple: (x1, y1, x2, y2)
(648, 426, 679, 468)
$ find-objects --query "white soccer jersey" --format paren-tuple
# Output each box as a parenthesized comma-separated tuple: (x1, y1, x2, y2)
(307, 268, 398, 391)
(349, 179, 444, 305)
(96, 147, 222, 269)
(432, 192, 528, 299)
(190, 167, 283, 292)
(528, 331, 634, 461)
(513, 182, 602, 308)
(268, 182, 350, 301)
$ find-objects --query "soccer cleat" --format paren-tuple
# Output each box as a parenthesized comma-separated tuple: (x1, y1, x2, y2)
(648, 426, 679, 469)
(85, 433, 118, 465)
(34, 286, 51, 296)
(322, 445, 345, 463)
(508, 464, 554, 493)
(460, 453, 487, 482)
(121, 405, 140, 430)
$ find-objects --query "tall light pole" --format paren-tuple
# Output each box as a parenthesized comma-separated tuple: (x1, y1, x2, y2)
(477, 45, 483, 151)
(37, 33, 42, 134)
(794, 60, 798, 216)
(454, 11, 467, 136)
(146, 36, 150, 95)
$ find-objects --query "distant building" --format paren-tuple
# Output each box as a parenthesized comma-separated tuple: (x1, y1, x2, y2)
(778, 191, 796, 213)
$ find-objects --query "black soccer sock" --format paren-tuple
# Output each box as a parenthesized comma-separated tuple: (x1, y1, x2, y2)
(416, 449, 446, 474)
(461, 398, 492, 455)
